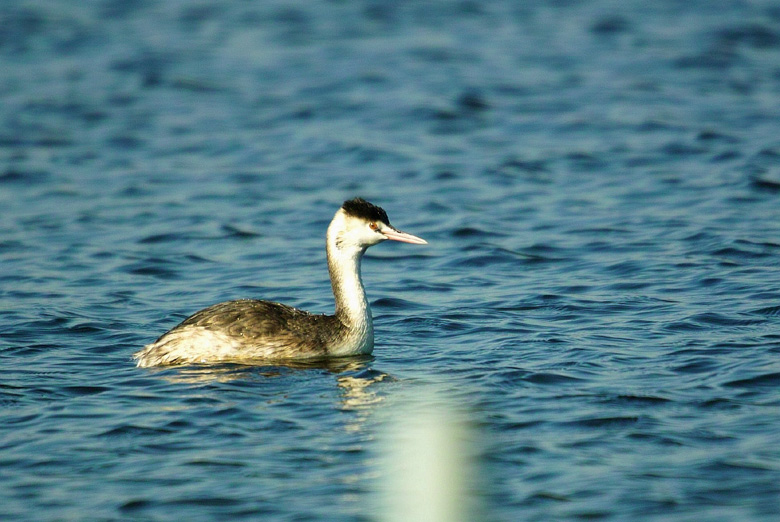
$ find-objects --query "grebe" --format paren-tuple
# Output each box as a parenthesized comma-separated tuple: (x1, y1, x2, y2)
(133, 198, 427, 367)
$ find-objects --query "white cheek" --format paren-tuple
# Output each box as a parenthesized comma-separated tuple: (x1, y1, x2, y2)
(357, 227, 380, 245)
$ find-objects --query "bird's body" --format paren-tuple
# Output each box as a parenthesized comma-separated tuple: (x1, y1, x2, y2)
(133, 198, 426, 367)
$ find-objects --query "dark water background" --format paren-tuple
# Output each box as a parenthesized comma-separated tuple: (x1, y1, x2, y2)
(2, 1, 780, 520)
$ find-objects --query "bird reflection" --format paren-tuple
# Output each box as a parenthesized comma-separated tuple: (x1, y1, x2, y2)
(151, 355, 391, 412)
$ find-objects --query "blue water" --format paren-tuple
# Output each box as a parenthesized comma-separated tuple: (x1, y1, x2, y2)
(2, 1, 780, 520)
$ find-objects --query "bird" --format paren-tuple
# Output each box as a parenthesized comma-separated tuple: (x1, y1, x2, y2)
(133, 198, 427, 367)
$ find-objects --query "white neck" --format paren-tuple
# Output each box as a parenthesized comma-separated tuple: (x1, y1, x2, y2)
(326, 215, 373, 340)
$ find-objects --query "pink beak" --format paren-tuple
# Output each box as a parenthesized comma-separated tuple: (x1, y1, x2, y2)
(380, 225, 428, 245)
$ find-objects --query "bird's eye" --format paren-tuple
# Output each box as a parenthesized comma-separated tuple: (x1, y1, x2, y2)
(369, 222, 378, 231)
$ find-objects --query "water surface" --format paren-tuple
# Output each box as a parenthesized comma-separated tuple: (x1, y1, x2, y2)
(2, 1, 780, 520)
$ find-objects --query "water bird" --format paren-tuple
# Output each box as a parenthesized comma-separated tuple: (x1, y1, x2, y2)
(134, 198, 427, 367)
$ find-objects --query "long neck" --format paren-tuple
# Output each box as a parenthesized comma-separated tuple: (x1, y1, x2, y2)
(326, 238, 372, 330)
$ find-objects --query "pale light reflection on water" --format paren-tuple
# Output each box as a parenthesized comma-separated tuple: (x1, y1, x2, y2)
(375, 391, 481, 522)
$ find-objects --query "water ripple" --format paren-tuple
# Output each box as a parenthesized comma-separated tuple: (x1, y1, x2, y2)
(2, 1, 780, 521)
